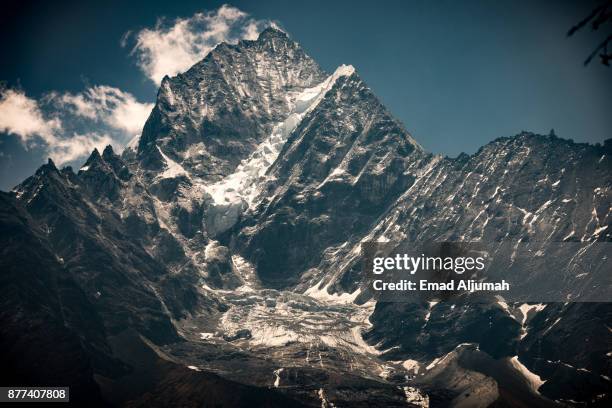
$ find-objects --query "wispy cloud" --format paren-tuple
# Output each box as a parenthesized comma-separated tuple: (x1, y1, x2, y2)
(1, 5, 269, 171)
(0, 86, 152, 165)
(127, 4, 270, 84)
(55, 86, 154, 135)
(46, 133, 115, 165)
(0, 89, 61, 145)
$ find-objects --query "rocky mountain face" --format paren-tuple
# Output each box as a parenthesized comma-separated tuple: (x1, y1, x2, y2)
(2, 27, 611, 407)
(238, 66, 427, 288)
(137, 27, 327, 181)
(0, 192, 106, 406)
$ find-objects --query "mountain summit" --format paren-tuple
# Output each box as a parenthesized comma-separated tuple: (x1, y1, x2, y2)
(137, 26, 328, 181)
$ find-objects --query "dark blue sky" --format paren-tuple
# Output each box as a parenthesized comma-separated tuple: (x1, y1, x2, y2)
(1, 0, 611, 190)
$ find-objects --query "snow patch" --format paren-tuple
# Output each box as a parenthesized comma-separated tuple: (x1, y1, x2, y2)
(518, 303, 547, 325)
(423, 301, 438, 324)
(563, 230, 575, 240)
(403, 386, 429, 407)
(317, 388, 333, 408)
(348, 325, 381, 355)
(509, 356, 545, 393)
(273, 368, 284, 388)
(593, 225, 608, 236)
(157, 146, 188, 179)
(304, 279, 361, 304)
(426, 357, 442, 370)
(205, 65, 355, 208)
(402, 359, 420, 374)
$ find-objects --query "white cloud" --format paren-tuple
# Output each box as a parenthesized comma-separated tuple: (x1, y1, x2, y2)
(0, 89, 61, 145)
(0, 87, 152, 165)
(242, 20, 261, 41)
(1, 5, 273, 170)
(58, 86, 153, 135)
(128, 4, 270, 84)
(50, 132, 115, 165)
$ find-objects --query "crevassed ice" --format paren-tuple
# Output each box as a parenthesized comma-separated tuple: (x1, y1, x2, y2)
(205, 64, 355, 207)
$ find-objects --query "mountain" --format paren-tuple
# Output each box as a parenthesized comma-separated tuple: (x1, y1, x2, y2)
(0, 191, 106, 406)
(137, 27, 327, 181)
(237, 63, 427, 288)
(2, 26, 611, 407)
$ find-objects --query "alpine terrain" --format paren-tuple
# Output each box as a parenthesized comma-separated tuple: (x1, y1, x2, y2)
(1, 27, 611, 407)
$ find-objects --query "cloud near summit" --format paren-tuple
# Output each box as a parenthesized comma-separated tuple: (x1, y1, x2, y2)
(0, 86, 152, 165)
(0, 5, 268, 172)
(56, 86, 154, 135)
(127, 4, 271, 84)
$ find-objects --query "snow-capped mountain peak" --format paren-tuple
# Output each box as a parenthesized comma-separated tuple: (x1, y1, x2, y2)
(205, 64, 358, 208)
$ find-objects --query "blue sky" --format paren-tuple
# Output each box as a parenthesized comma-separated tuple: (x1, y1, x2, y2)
(1, 0, 610, 190)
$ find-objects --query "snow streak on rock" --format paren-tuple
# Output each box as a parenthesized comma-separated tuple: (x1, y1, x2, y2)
(509, 356, 546, 393)
(205, 65, 355, 208)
